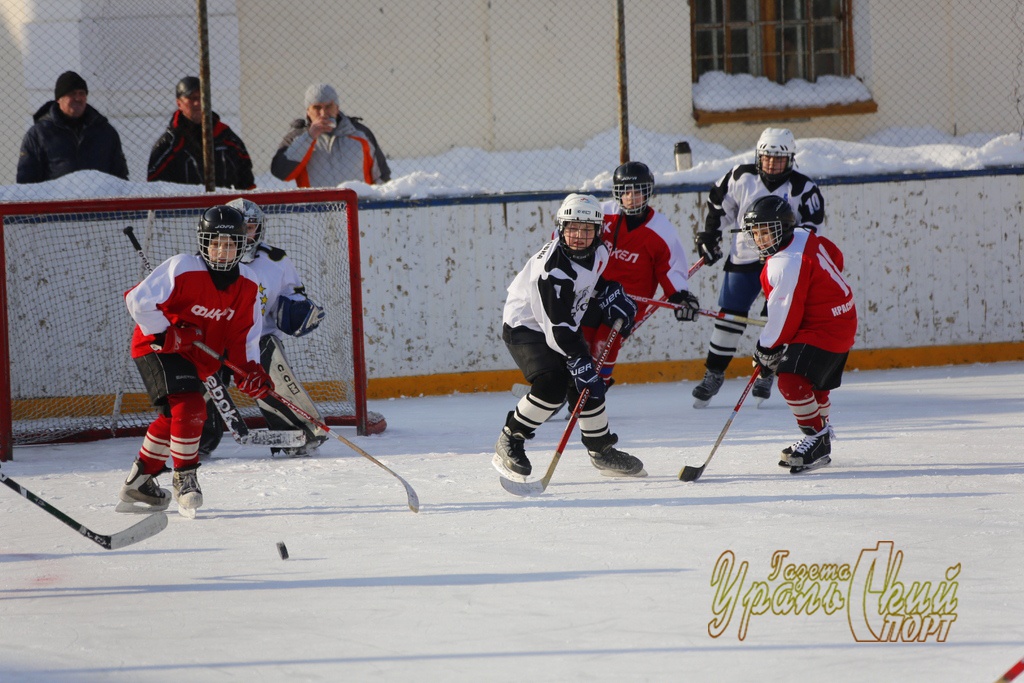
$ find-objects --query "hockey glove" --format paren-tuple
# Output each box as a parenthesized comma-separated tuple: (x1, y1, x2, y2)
(153, 323, 203, 354)
(667, 289, 700, 322)
(695, 230, 723, 266)
(567, 354, 606, 403)
(593, 280, 637, 338)
(753, 342, 784, 374)
(277, 296, 326, 338)
(237, 361, 273, 400)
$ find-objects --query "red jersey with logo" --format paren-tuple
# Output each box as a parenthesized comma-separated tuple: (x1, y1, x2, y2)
(599, 201, 692, 301)
(759, 229, 857, 353)
(125, 254, 262, 379)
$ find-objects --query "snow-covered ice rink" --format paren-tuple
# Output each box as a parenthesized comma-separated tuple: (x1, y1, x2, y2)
(2, 362, 1022, 682)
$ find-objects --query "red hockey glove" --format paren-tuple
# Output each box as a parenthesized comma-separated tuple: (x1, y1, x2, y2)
(153, 323, 203, 354)
(237, 361, 272, 400)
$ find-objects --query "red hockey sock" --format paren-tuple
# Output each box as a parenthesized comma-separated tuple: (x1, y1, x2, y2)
(167, 392, 207, 470)
(777, 372, 826, 432)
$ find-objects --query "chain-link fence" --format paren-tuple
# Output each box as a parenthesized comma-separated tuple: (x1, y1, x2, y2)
(0, 1, 1021, 197)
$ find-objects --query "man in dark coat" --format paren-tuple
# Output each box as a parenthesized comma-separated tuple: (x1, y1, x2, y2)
(147, 76, 255, 190)
(17, 71, 129, 184)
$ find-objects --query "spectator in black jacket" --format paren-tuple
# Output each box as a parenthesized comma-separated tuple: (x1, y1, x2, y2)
(147, 76, 254, 189)
(17, 71, 129, 184)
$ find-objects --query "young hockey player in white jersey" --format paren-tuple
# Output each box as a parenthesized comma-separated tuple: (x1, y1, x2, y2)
(582, 161, 701, 383)
(693, 128, 826, 408)
(742, 196, 857, 473)
(119, 206, 272, 517)
(198, 198, 327, 458)
(494, 193, 643, 481)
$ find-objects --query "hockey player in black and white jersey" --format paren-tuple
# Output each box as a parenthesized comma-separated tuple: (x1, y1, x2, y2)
(494, 193, 644, 482)
(198, 198, 327, 458)
(692, 128, 826, 408)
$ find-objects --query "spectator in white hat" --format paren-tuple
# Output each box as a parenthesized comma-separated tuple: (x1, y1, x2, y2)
(271, 82, 390, 187)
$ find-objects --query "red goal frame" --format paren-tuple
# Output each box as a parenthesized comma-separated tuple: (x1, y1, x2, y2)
(0, 189, 379, 461)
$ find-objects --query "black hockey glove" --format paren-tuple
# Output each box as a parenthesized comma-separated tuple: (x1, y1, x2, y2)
(667, 290, 700, 322)
(753, 342, 784, 374)
(695, 230, 723, 266)
(566, 354, 606, 403)
(593, 281, 637, 338)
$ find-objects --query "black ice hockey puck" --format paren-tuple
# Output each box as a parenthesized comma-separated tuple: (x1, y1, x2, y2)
(276, 541, 289, 560)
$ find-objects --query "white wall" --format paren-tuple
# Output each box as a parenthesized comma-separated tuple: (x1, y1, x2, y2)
(357, 173, 1024, 380)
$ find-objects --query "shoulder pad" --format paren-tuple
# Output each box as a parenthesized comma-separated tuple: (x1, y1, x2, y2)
(257, 244, 287, 262)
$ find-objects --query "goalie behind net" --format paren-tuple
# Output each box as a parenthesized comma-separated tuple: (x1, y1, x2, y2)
(0, 189, 384, 460)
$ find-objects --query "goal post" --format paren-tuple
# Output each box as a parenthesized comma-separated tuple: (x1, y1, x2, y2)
(0, 189, 384, 462)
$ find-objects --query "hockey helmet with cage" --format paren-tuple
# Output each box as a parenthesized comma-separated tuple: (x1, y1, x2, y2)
(555, 193, 604, 261)
(612, 161, 655, 216)
(226, 197, 266, 262)
(197, 205, 247, 271)
(755, 128, 796, 184)
(741, 195, 797, 258)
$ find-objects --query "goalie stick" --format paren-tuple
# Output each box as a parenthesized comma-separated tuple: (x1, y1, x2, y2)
(678, 367, 761, 482)
(193, 341, 419, 513)
(1, 469, 168, 550)
(500, 319, 623, 497)
(123, 226, 304, 450)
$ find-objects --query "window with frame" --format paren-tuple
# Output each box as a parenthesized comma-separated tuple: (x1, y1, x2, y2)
(691, 0, 876, 125)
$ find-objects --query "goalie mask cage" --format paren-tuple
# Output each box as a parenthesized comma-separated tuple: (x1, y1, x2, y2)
(0, 189, 384, 462)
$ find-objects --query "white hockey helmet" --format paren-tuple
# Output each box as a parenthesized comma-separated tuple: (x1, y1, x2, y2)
(755, 128, 796, 183)
(226, 197, 266, 262)
(555, 193, 604, 260)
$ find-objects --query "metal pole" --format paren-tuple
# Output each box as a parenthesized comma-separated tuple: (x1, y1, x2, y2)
(196, 0, 215, 192)
(615, 0, 629, 164)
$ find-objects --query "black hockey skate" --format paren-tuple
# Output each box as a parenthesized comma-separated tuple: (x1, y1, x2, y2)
(787, 427, 832, 474)
(779, 423, 835, 467)
(116, 459, 171, 513)
(493, 426, 531, 482)
(752, 374, 774, 406)
(172, 465, 203, 518)
(692, 369, 725, 408)
(583, 433, 646, 477)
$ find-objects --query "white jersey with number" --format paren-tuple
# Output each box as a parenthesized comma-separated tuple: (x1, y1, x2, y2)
(503, 239, 609, 358)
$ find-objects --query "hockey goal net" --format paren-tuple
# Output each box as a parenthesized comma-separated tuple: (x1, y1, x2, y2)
(0, 189, 385, 461)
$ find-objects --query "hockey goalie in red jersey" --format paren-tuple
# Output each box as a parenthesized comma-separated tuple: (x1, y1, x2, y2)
(117, 205, 272, 517)
(741, 195, 857, 474)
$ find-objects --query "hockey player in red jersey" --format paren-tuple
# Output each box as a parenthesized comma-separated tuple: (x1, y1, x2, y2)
(117, 205, 272, 516)
(495, 193, 643, 482)
(581, 161, 701, 383)
(741, 195, 857, 474)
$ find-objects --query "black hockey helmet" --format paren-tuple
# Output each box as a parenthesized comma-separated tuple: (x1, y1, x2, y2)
(612, 161, 654, 216)
(741, 195, 797, 257)
(197, 205, 247, 271)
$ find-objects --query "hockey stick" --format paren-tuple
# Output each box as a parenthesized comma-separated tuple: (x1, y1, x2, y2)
(995, 656, 1024, 682)
(678, 366, 761, 482)
(500, 319, 623, 497)
(630, 296, 766, 327)
(1, 469, 168, 550)
(192, 341, 419, 513)
(123, 226, 304, 449)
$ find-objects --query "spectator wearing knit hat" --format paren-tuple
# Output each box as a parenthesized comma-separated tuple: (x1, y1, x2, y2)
(271, 83, 390, 187)
(17, 70, 129, 183)
(147, 76, 255, 190)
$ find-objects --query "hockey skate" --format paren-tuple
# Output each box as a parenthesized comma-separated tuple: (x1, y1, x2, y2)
(692, 369, 725, 408)
(116, 459, 171, 513)
(583, 433, 646, 477)
(493, 426, 531, 482)
(752, 374, 774, 406)
(787, 426, 832, 474)
(272, 434, 328, 458)
(172, 465, 203, 519)
(779, 423, 835, 467)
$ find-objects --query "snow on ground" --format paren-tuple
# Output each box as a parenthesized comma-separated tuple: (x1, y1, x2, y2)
(2, 362, 1023, 682)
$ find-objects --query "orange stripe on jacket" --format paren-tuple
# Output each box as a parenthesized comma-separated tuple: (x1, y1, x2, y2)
(284, 138, 318, 188)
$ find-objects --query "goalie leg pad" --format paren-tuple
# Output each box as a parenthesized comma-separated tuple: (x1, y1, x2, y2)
(259, 336, 327, 444)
